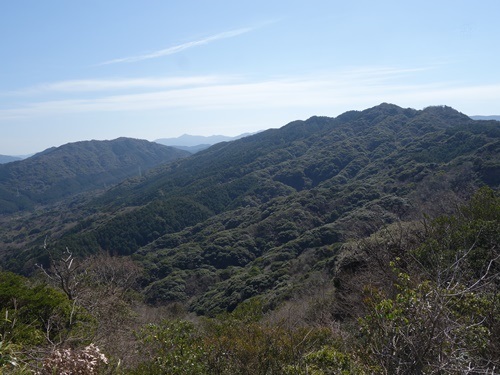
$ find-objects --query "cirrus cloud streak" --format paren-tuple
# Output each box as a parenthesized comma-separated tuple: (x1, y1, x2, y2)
(97, 27, 255, 66)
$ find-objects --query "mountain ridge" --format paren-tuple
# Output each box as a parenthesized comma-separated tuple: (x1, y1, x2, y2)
(0, 137, 190, 214)
(0, 155, 22, 164)
(471, 115, 500, 121)
(155, 133, 254, 147)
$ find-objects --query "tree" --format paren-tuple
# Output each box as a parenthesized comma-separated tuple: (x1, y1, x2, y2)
(36, 246, 143, 366)
(357, 187, 500, 373)
(0, 271, 83, 373)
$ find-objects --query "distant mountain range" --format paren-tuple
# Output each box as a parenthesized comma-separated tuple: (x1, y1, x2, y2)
(0, 137, 189, 214)
(155, 133, 254, 153)
(471, 115, 500, 121)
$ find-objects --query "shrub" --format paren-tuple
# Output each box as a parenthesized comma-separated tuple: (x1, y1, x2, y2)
(38, 344, 108, 375)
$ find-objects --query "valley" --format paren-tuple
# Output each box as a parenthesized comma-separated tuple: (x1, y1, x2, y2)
(0, 103, 499, 374)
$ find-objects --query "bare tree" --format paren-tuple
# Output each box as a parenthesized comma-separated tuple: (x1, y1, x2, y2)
(36, 237, 83, 301)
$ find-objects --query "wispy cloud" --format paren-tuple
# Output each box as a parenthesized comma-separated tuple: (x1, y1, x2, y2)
(97, 27, 254, 66)
(2, 67, 499, 121)
(5, 76, 231, 95)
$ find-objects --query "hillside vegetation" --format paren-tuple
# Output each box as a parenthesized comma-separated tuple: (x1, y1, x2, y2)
(0, 155, 22, 164)
(0, 138, 189, 214)
(0, 103, 499, 373)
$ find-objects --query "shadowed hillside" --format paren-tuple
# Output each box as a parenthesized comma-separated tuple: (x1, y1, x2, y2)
(0, 137, 190, 214)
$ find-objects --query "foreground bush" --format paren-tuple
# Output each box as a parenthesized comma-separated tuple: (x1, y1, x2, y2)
(38, 344, 108, 375)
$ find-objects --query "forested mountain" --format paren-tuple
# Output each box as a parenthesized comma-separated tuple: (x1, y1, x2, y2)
(2, 103, 499, 307)
(1, 103, 499, 373)
(0, 138, 190, 214)
(0, 155, 22, 164)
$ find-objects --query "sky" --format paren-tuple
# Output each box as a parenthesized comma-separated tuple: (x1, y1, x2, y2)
(1, 0, 500, 155)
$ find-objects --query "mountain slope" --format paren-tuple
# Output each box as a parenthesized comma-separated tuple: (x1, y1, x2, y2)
(2, 104, 499, 314)
(0, 137, 190, 214)
(0, 155, 22, 164)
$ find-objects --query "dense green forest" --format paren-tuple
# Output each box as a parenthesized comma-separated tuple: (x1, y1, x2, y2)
(0, 138, 189, 214)
(0, 104, 499, 373)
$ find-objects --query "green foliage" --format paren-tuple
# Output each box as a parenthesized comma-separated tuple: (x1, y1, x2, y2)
(0, 103, 498, 373)
(0, 138, 189, 214)
(0, 336, 26, 373)
(353, 188, 500, 373)
(414, 186, 499, 284)
(1, 105, 499, 354)
(132, 300, 332, 375)
(0, 272, 74, 346)
(4, 104, 498, 268)
(133, 320, 207, 375)
(296, 346, 366, 375)
(359, 272, 495, 373)
(0, 271, 97, 373)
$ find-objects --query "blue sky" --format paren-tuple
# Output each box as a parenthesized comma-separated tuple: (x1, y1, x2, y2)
(1, 0, 499, 155)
